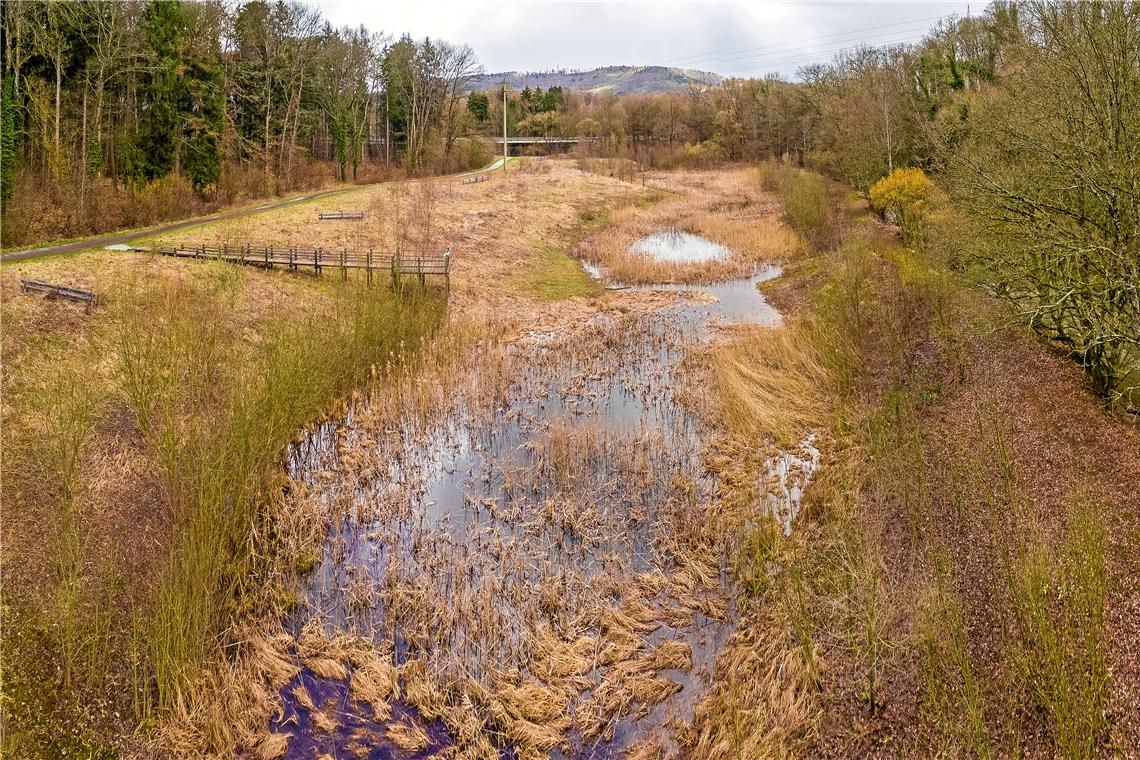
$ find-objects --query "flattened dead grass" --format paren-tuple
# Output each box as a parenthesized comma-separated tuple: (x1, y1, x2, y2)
(575, 167, 800, 284)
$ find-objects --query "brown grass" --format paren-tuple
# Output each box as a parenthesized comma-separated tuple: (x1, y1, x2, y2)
(3, 159, 824, 758)
(575, 167, 800, 284)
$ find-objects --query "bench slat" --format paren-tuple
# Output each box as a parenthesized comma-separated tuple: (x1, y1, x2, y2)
(20, 278, 97, 306)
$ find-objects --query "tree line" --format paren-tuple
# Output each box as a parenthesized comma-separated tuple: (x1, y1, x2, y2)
(1, 0, 480, 244)
(461, 1, 1137, 405)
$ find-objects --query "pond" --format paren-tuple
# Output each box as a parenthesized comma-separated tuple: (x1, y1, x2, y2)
(630, 229, 731, 264)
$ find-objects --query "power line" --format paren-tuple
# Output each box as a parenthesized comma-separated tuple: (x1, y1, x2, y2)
(656, 13, 952, 71)
(687, 24, 934, 73)
(712, 31, 932, 77)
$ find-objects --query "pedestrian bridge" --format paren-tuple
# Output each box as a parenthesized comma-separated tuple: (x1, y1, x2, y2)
(491, 137, 588, 145)
(492, 136, 596, 155)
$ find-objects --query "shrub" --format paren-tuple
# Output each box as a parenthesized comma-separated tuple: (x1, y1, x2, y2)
(781, 171, 835, 249)
(869, 168, 934, 222)
(658, 141, 727, 170)
(757, 161, 791, 193)
(458, 137, 493, 171)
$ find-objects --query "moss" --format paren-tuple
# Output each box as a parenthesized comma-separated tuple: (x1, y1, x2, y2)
(296, 551, 318, 575)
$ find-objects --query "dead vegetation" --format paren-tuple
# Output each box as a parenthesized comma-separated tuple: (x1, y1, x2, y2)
(693, 174, 1140, 760)
(127, 161, 807, 758)
(574, 167, 800, 284)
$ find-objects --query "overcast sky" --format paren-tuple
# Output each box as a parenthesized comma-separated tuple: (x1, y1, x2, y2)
(318, 1, 974, 80)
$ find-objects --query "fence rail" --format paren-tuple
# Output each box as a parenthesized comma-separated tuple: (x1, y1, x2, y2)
(144, 244, 451, 290)
(318, 210, 365, 220)
(461, 174, 489, 185)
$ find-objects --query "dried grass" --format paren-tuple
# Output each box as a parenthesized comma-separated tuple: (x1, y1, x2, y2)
(114, 162, 813, 758)
(252, 731, 291, 760)
(386, 716, 431, 752)
(707, 322, 834, 445)
(690, 612, 818, 758)
(574, 167, 799, 284)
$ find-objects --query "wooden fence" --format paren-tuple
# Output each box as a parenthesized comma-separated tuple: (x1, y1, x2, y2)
(318, 210, 365, 220)
(146, 244, 451, 291)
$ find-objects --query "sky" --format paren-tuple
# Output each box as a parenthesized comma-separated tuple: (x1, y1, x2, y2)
(318, 1, 975, 80)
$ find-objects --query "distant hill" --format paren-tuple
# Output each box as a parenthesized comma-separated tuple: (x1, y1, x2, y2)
(465, 66, 723, 95)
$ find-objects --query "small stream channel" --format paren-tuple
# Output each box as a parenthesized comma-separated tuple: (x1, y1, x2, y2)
(263, 232, 802, 759)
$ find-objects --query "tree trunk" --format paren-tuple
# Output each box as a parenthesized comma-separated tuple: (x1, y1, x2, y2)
(54, 57, 62, 153)
(80, 83, 88, 222)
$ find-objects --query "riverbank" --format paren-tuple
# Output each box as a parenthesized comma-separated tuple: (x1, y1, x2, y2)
(728, 169, 1140, 758)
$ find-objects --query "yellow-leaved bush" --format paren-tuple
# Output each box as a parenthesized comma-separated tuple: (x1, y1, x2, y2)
(869, 167, 934, 217)
(869, 168, 938, 244)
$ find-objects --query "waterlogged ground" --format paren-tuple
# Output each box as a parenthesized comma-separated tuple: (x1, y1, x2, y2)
(257, 231, 804, 758)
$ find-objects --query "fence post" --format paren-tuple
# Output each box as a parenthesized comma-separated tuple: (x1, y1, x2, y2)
(391, 254, 398, 290)
(341, 248, 347, 282)
(444, 250, 451, 296)
(266, 244, 272, 270)
(367, 249, 373, 287)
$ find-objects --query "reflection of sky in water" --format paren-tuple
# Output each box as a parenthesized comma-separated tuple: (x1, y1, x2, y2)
(631, 229, 731, 263)
(631, 265, 783, 326)
(276, 240, 787, 759)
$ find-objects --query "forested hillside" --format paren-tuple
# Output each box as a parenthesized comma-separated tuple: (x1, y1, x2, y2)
(466, 65, 722, 95)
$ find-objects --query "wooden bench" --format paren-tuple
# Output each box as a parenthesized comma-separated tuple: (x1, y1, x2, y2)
(20, 278, 97, 308)
(461, 174, 489, 185)
(318, 210, 365, 220)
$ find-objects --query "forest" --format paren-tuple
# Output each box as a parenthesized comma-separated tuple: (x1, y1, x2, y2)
(1, 0, 480, 243)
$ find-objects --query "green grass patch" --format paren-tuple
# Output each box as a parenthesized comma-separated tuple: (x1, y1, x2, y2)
(518, 245, 600, 301)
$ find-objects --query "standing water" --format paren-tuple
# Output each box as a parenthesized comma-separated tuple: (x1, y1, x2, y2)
(262, 232, 800, 759)
(629, 229, 731, 264)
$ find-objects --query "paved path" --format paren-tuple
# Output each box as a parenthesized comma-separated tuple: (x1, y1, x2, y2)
(0, 187, 351, 263)
(1, 159, 514, 264)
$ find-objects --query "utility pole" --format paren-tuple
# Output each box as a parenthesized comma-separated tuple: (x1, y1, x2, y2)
(502, 83, 508, 172)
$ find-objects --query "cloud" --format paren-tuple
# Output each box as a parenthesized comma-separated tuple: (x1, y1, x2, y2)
(319, 0, 973, 79)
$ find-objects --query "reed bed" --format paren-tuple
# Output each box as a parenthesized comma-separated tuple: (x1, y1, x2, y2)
(192, 304, 778, 758)
(574, 171, 799, 285)
(130, 162, 823, 758)
(216, 169, 825, 757)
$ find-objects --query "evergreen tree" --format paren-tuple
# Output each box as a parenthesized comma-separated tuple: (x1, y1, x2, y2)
(1, 75, 17, 208)
(466, 91, 489, 122)
(182, 56, 224, 191)
(133, 0, 184, 182)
